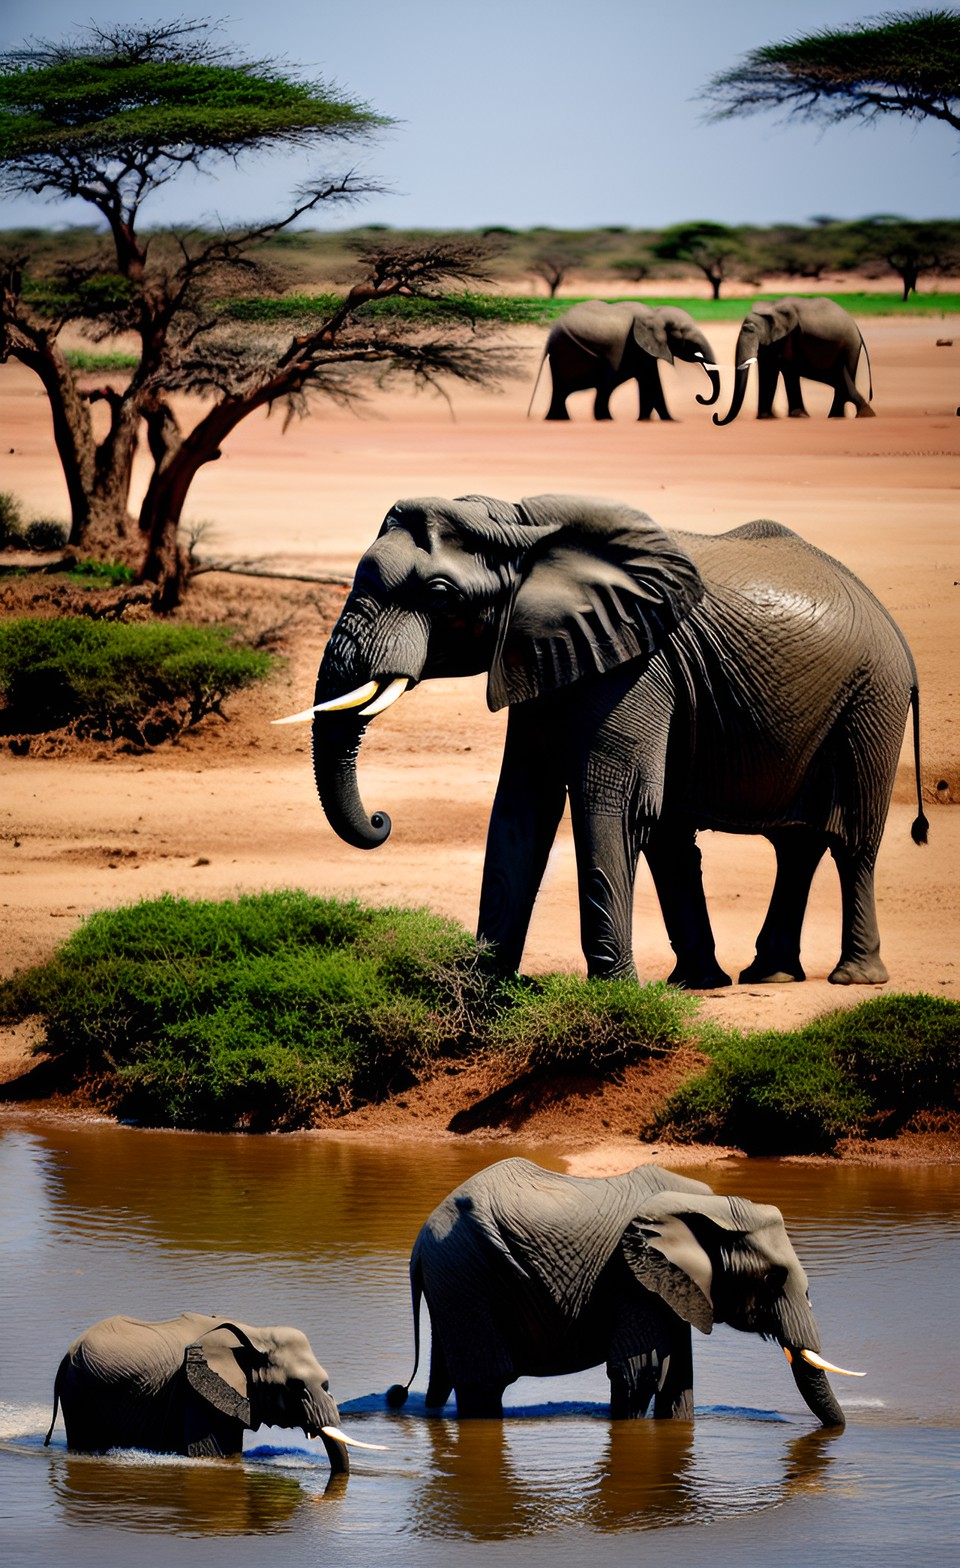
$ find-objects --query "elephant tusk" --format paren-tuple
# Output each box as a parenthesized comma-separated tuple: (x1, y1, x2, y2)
(320, 1424, 389, 1451)
(784, 1346, 865, 1377)
(694, 354, 720, 370)
(271, 682, 380, 724)
(736, 356, 758, 370)
(358, 677, 409, 717)
(800, 1348, 865, 1378)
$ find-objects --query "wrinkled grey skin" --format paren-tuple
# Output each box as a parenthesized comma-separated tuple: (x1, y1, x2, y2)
(386, 1159, 848, 1427)
(310, 494, 926, 989)
(714, 296, 874, 424)
(45, 1312, 349, 1471)
(532, 299, 721, 420)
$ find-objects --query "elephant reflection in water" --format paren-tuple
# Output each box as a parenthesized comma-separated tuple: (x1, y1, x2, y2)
(51, 1453, 306, 1534)
(404, 1415, 837, 1539)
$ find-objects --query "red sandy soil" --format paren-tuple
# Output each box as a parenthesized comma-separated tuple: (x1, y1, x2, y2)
(1, 313, 958, 1165)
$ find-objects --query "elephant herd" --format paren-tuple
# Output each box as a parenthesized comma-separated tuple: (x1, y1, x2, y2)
(46, 1160, 862, 1470)
(531, 296, 874, 423)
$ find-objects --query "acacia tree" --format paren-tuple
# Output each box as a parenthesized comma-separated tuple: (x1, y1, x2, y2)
(0, 20, 510, 607)
(703, 8, 960, 135)
(651, 222, 753, 300)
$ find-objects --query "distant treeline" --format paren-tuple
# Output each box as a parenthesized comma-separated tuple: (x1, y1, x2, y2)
(4, 217, 959, 303)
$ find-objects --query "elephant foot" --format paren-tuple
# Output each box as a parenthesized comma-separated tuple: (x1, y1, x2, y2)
(787, 407, 810, 419)
(667, 961, 732, 990)
(738, 958, 806, 984)
(545, 410, 570, 422)
(828, 956, 889, 985)
(855, 404, 876, 418)
(757, 410, 777, 420)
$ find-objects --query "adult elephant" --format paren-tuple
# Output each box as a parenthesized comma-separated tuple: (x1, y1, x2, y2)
(531, 299, 721, 420)
(714, 296, 874, 424)
(44, 1312, 379, 1471)
(280, 494, 927, 988)
(385, 1158, 861, 1425)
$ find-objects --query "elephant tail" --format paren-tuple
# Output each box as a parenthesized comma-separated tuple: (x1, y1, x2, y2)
(526, 350, 548, 418)
(909, 684, 929, 846)
(44, 1354, 69, 1446)
(385, 1252, 424, 1409)
(857, 328, 874, 402)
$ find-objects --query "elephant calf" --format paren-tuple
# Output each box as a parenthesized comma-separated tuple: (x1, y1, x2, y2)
(387, 1159, 862, 1426)
(45, 1312, 381, 1471)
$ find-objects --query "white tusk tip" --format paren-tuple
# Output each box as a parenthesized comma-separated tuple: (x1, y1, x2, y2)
(800, 1348, 866, 1378)
(321, 1425, 389, 1451)
(271, 707, 321, 725)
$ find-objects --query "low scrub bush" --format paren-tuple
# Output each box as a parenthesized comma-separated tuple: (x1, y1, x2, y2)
(490, 973, 698, 1075)
(0, 491, 25, 548)
(0, 892, 488, 1130)
(0, 617, 271, 744)
(654, 993, 960, 1153)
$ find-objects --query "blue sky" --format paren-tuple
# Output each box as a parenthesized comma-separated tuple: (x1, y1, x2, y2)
(2, 1, 956, 231)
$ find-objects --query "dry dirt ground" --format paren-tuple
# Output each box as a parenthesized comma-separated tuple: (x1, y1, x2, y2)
(1, 313, 958, 1164)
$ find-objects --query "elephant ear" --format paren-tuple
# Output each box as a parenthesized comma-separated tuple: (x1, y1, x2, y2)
(630, 312, 674, 365)
(184, 1322, 261, 1426)
(753, 301, 800, 342)
(487, 495, 703, 710)
(619, 1193, 757, 1335)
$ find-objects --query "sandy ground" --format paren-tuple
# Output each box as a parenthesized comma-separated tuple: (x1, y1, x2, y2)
(1, 314, 958, 1154)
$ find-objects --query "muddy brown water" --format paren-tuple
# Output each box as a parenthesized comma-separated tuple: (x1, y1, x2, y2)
(1, 1113, 957, 1567)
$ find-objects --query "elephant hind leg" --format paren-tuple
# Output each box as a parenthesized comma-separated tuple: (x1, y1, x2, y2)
(424, 1339, 453, 1411)
(644, 830, 731, 989)
(828, 839, 888, 984)
(740, 829, 825, 984)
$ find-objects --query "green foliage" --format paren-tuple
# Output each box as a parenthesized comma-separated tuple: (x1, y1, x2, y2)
(490, 974, 698, 1075)
(0, 617, 271, 743)
(66, 557, 136, 586)
(0, 490, 25, 546)
(64, 348, 140, 372)
(0, 892, 487, 1130)
(704, 9, 960, 132)
(654, 994, 960, 1153)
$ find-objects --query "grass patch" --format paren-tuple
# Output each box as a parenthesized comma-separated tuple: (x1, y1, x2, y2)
(654, 993, 960, 1154)
(64, 349, 140, 372)
(0, 617, 272, 745)
(0, 892, 488, 1130)
(65, 558, 137, 587)
(490, 973, 698, 1075)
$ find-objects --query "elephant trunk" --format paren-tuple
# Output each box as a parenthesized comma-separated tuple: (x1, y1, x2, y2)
(695, 364, 722, 407)
(713, 358, 752, 426)
(784, 1346, 846, 1429)
(312, 712, 391, 849)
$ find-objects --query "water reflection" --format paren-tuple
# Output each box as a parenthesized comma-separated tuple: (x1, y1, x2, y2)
(401, 1415, 841, 1540)
(49, 1451, 305, 1536)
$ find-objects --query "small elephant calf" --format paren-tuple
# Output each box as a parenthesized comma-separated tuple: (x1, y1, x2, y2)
(45, 1311, 378, 1471)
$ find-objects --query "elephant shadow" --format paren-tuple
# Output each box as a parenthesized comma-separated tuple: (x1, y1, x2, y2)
(47, 1449, 314, 1535)
(396, 1407, 839, 1541)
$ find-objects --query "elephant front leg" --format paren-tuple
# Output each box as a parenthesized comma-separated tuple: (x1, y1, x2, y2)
(570, 807, 640, 978)
(477, 728, 567, 975)
(740, 828, 826, 984)
(644, 829, 731, 989)
(828, 840, 888, 984)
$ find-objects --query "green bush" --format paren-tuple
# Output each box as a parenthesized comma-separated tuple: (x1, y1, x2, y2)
(654, 993, 960, 1153)
(0, 892, 488, 1130)
(0, 617, 272, 743)
(489, 973, 698, 1075)
(66, 558, 136, 586)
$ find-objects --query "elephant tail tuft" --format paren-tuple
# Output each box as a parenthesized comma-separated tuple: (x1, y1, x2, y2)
(911, 812, 929, 846)
(386, 1383, 410, 1408)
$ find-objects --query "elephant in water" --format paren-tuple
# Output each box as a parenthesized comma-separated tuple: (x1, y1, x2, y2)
(530, 299, 721, 420)
(45, 1313, 382, 1471)
(714, 296, 874, 423)
(386, 1158, 862, 1425)
(279, 494, 927, 988)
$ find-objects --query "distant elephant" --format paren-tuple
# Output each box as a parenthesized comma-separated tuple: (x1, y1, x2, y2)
(280, 494, 927, 988)
(530, 299, 721, 420)
(386, 1158, 861, 1425)
(45, 1312, 377, 1472)
(714, 296, 874, 424)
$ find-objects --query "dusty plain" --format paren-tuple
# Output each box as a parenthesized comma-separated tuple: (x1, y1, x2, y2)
(1, 310, 958, 1162)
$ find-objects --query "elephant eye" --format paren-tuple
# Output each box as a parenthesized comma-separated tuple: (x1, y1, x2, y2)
(426, 577, 461, 607)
